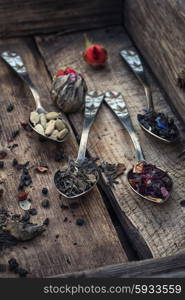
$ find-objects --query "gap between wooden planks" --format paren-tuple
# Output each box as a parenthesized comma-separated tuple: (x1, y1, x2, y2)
(0, 37, 127, 278)
(36, 25, 185, 259)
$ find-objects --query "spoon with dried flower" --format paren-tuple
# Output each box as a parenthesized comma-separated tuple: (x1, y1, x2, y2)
(120, 49, 179, 144)
(1, 51, 69, 143)
(104, 91, 173, 204)
(54, 91, 104, 199)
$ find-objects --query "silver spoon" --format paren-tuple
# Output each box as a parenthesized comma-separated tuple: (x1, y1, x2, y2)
(54, 91, 104, 199)
(120, 49, 179, 143)
(1, 51, 69, 143)
(104, 90, 173, 204)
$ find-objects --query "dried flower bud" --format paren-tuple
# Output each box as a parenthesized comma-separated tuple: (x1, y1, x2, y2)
(50, 67, 87, 113)
(83, 34, 108, 66)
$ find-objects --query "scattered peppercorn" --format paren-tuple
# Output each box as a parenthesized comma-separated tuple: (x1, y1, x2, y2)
(7, 103, 14, 112)
(8, 258, 29, 277)
(0, 189, 4, 197)
(0, 161, 4, 168)
(12, 158, 18, 167)
(54, 150, 65, 162)
(41, 199, 50, 208)
(8, 258, 18, 271)
(21, 212, 30, 223)
(11, 130, 20, 139)
(17, 267, 28, 277)
(43, 218, 49, 226)
(28, 208, 37, 216)
(63, 217, 68, 222)
(60, 204, 69, 210)
(76, 218, 85, 226)
(42, 187, 48, 195)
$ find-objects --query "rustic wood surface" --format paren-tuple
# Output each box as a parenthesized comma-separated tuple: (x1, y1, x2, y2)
(0, 0, 122, 38)
(124, 0, 185, 125)
(36, 26, 185, 259)
(0, 37, 127, 278)
(54, 251, 185, 278)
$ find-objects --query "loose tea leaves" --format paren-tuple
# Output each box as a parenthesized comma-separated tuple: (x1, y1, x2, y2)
(0, 208, 46, 250)
(128, 161, 172, 202)
(137, 112, 178, 141)
(100, 162, 126, 185)
(55, 158, 98, 197)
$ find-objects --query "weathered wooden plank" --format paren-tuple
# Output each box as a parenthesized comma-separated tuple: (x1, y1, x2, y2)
(124, 0, 185, 125)
(0, 37, 127, 278)
(36, 26, 185, 259)
(53, 251, 185, 278)
(0, 0, 122, 38)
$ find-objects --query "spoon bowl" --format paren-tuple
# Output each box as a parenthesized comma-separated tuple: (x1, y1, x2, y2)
(29, 109, 70, 143)
(54, 169, 99, 199)
(138, 119, 180, 144)
(127, 163, 173, 204)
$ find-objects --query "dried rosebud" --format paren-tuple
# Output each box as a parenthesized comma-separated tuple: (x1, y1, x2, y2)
(83, 34, 108, 66)
(50, 67, 87, 113)
(17, 191, 29, 201)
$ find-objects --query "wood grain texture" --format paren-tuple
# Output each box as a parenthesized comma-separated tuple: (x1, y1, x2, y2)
(0, 37, 127, 278)
(124, 0, 185, 125)
(0, 0, 122, 38)
(54, 251, 185, 278)
(36, 26, 185, 259)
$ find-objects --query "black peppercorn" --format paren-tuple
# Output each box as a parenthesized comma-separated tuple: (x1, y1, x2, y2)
(12, 130, 20, 139)
(43, 218, 49, 226)
(12, 158, 18, 167)
(0, 161, 4, 168)
(76, 218, 85, 226)
(7, 103, 14, 112)
(28, 208, 37, 216)
(42, 187, 48, 195)
(41, 199, 50, 208)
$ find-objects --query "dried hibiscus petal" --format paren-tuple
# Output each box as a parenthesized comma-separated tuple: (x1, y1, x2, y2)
(133, 161, 144, 174)
(17, 191, 29, 201)
(35, 166, 48, 173)
(128, 161, 172, 201)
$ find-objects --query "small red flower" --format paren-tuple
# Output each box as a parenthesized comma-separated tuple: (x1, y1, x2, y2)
(83, 34, 108, 66)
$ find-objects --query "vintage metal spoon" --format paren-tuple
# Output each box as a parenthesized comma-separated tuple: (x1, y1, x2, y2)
(104, 90, 173, 204)
(1, 51, 69, 143)
(120, 49, 179, 143)
(54, 91, 104, 199)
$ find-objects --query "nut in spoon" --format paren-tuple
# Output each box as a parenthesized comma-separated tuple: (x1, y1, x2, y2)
(104, 90, 173, 204)
(120, 49, 179, 143)
(54, 91, 104, 199)
(1, 51, 69, 143)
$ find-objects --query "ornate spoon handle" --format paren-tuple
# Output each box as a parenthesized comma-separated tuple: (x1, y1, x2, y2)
(104, 90, 144, 162)
(120, 49, 154, 112)
(1, 51, 44, 111)
(76, 91, 104, 163)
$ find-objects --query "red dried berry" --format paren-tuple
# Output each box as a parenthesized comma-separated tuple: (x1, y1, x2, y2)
(17, 191, 29, 201)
